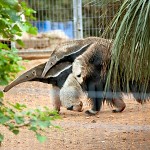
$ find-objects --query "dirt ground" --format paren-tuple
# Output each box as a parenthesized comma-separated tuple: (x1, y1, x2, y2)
(0, 59, 150, 150)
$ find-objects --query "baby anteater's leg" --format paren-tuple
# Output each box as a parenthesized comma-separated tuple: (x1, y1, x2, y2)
(60, 86, 83, 112)
(60, 74, 84, 112)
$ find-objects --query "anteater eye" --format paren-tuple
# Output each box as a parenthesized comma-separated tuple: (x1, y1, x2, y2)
(32, 71, 36, 75)
(77, 74, 81, 77)
(26, 75, 28, 78)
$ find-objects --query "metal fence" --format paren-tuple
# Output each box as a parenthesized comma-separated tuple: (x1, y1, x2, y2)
(19, 0, 120, 57)
(26, 0, 74, 38)
(82, 1, 120, 38)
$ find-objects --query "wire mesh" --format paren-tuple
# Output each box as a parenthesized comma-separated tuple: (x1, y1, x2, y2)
(82, 0, 120, 38)
(25, 0, 120, 39)
(19, 0, 120, 55)
(25, 0, 74, 38)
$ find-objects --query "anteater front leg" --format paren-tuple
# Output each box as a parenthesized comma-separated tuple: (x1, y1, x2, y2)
(85, 82, 103, 115)
(49, 85, 61, 112)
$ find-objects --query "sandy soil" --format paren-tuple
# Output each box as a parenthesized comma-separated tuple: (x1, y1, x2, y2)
(0, 59, 150, 150)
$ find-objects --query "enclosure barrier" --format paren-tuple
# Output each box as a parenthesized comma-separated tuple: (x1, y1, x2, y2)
(1, 1, 120, 58)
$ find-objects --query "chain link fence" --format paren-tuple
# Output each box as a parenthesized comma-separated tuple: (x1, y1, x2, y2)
(18, 0, 120, 58)
(82, 1, 120, 38)
(26, 0, 74, 38)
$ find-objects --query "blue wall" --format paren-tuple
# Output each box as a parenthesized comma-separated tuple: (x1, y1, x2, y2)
(31, 21, 74, 39)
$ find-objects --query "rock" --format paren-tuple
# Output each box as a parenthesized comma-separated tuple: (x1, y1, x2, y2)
(91, 120, 96, 123)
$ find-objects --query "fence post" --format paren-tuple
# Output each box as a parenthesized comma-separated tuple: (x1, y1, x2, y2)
(73, 0, 83, 39)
